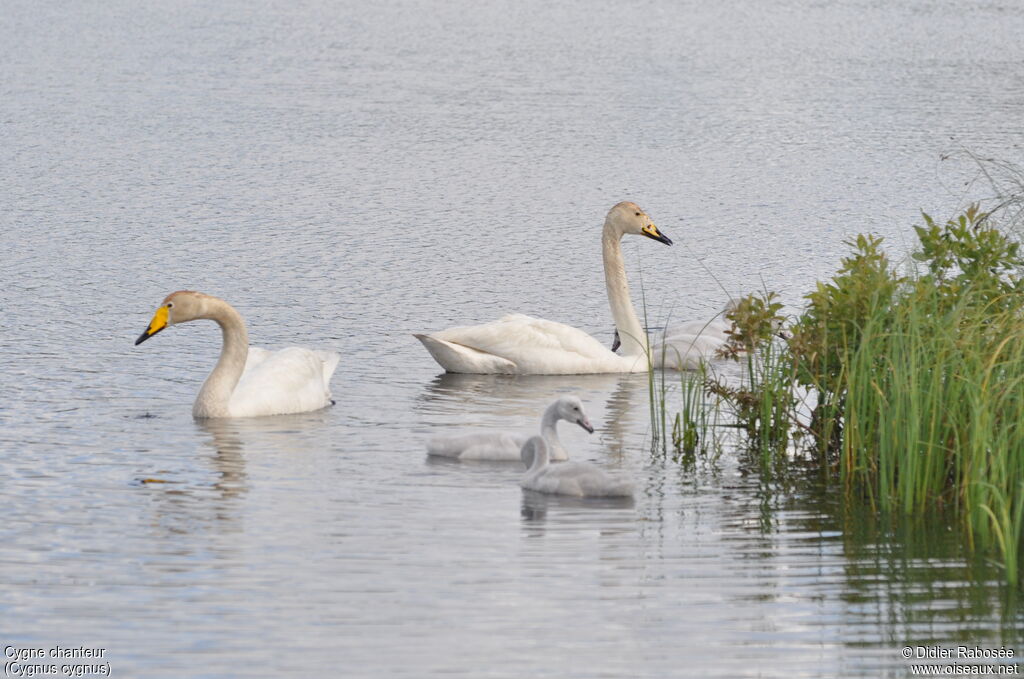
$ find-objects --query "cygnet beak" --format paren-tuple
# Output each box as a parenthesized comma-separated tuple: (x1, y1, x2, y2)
(577, 417, 595, 434)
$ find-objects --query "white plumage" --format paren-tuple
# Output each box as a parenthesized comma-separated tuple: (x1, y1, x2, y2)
(135, 291, 339, 418)
(228, 347, 340, 418)
(427, 431, 531, 461)
(416, 314, 637, 375)
(519, 435, 634, 498)
(426, 395, 594, 461)
(415, 202, 729, 374)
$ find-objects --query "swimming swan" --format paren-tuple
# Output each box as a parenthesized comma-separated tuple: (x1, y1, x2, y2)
(134, 290, 340, 418)
(415, 201, 716, 374)
(649, 307, 735, 369)
(519, 435, 634, 498)
(426, 395, 594, 461)
(612, 309, 734, 361)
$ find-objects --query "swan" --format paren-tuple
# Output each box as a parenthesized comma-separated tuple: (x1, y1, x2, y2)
(519, 435, 634, 498)
(415, 201, 716, 374)
(134, 290, 340, 418)
(650, 307, 736, 368)
(611, 305, 735, 358)
(426, 395, 594, 461)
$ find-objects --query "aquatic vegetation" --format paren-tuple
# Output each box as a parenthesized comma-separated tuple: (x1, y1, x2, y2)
(660, 205, 1024, 586)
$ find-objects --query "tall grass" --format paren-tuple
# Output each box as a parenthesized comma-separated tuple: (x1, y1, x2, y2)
(838, 287, 1024, 585)
(656, 205, 1024, 586)
(646, 334, 723, 462)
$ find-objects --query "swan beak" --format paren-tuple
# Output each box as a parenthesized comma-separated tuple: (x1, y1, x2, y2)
(641, 224, 672, 246)
(135, 305, 169, 346)
(577, 417, 595, 434)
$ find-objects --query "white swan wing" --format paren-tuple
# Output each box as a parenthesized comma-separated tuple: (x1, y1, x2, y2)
(229, 346, 340, 417)
(653, 333, 728, 369)
(426, 432, 527, 460)
(423, 314, 633, 375)
(241, 346, 275, 374)
(664, 318, 731, 339)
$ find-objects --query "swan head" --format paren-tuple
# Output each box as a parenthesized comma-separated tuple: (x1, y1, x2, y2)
(134, 290, 210, 345)
(605, 201, 672, 246)
(556, 395, 595, 433)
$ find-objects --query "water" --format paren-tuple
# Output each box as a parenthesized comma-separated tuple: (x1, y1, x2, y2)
(2, 0, 1022, 676)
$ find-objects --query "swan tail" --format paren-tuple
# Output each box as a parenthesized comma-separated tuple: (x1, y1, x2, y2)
(413, 334, 518, 374)
(425, 434, 483, 458)
(425, 436, 465, 458)
(317, 351, 341, 393)
(601, 479, 635, 498)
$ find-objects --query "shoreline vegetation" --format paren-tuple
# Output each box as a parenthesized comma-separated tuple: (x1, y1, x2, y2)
(651, 199, 1024, 588)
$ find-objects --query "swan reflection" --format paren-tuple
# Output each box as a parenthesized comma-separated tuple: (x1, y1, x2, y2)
(520, 489, 635, 525)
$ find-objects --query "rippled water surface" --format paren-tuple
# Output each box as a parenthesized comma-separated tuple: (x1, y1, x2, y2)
(3, 0, 1023, 676)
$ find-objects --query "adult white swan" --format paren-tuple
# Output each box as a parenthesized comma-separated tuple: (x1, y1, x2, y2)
(426, 395, 594, 461)
(519, 435, 634, 498)
(135, 290, 340, 418)
(415, 201, 723, 374)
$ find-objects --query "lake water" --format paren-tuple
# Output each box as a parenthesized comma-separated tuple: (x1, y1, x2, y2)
(2, 0, 1023, 676)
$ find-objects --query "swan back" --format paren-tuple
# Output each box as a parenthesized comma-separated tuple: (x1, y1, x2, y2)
(520, 454, 634, 498)
(228, 347, 340, 417)
(425, 314, 642, 375)
(426, 432, 527, 460)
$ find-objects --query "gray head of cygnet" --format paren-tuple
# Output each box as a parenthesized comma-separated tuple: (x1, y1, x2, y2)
(556, 395, 594, 433)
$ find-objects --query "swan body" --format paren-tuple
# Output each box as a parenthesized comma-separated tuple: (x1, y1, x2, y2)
(135, 291, 339, 418)
(519, 435, 634, 498)
(416, 314, 643, 375)
(666, 317, 732, 338)
(416, 201, 675, 375)
(427, 431, 531, 461)
(651, 318, 733, 369)
(612, 304, 736, 366)
(426, 395, 594, 461)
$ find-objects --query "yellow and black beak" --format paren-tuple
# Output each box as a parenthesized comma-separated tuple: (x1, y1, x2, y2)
(641, 223, 673, 246)
(135, 305, 169, 346)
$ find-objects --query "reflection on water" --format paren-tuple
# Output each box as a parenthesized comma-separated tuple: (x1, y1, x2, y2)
(195, 418, 250, 499)
(520, 489, 636, 525)
(417, 371, 650, 455)
(2, 0, 1023, 675)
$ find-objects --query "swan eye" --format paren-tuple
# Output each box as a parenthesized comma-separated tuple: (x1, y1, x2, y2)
(167, 302, 174, 308)
(634, 211, 641, 216)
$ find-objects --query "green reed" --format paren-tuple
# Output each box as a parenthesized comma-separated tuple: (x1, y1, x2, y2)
(652, 205, 1024, 586)
(838, 288, 1024, 585)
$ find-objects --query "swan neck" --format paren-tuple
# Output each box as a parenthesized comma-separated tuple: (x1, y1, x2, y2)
(540, 404, 566, 461)
(524, 437, 550, 472)
(193, 299, 249, 418)
(602, 225, 648, 357)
